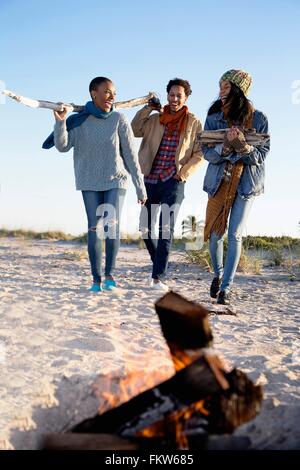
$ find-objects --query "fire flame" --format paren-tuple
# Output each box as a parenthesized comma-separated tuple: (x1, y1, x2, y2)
(93, 347, 226, 449)
(93, 366, 173, 415)
(138, 346, 211, 449)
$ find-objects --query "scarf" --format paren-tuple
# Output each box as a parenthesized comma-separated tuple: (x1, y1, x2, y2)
(204, 108, 254, 242)
(159, 105, 189, 134)
(42, 101, 114, 149)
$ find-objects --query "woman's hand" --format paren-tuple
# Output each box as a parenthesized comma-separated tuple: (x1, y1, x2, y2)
(222, 132, 234, 156)
(226, 127, 242, 142)
(173, 174, 182, 181)
(53, 102, 69, 121)
(226, 127, 253, 154)
(138, 198, 147, 205)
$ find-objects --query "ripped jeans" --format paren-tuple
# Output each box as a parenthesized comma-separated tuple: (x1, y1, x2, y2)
(82, 189, 126, 283)
(209, 193, 254, 292)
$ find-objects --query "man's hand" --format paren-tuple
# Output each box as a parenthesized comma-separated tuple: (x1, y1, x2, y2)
(138, 198, 147, 205)
(53, 102, 69, 121)
(173, 174, 183, 181)
(148, 95, 162, 112)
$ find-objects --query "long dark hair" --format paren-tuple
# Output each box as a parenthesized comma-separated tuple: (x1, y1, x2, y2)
(208, 83, 253, 126)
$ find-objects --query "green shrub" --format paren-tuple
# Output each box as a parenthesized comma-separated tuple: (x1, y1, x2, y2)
(269, 249, 285, 267)
(185, 243, 212, 271)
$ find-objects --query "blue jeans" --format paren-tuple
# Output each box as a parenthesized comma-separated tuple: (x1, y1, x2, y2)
(140, 178, 185, 280)
(82, 189, 126, 283)
(209, 194, 254, 292)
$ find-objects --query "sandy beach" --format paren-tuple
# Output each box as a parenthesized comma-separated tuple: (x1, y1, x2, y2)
(0, 236, 299, 450)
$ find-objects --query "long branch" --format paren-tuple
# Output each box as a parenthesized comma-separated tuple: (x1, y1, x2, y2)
(198, 129, 270, 146)
(1, 89, 154, 112)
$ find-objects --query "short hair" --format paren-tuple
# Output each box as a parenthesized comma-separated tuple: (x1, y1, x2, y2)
(166, 78, 192, 97)
(89, 76, 112, 95)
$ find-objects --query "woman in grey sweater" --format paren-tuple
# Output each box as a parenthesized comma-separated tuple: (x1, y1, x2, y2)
(50, 77, 147, 292)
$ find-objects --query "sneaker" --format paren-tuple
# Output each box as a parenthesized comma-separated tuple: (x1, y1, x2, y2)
(210, 277, 221, 298)
(103, 279, 117, 291)
(89, 283, 102, 293)
(217, 290, 230, 305)
(150, 279, 169, 292)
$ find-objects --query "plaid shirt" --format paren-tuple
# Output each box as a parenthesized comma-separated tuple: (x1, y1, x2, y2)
(144, 128, 179, 184)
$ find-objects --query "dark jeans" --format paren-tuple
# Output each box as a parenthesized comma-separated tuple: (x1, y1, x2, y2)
(82, 189, 126, 283)
(139, 178, 185, 280)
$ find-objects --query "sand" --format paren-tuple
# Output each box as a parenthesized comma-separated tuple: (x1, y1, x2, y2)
(0, 237, 299, 450)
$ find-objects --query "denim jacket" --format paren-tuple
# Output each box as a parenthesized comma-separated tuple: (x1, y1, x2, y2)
(202, 110, 270, 199)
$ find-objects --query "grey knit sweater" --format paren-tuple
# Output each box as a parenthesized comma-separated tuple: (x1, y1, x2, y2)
(53, 112, 146, 200)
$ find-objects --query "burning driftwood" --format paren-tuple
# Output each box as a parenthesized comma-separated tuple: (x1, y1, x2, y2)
(1, 89, 155, 112)
(42, 292, 263, 450)
(198, 129, 270, 146)
(70, 357, 227, 436)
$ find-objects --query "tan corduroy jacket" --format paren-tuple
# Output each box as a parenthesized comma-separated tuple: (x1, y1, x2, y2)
(131, 106, 204, 181)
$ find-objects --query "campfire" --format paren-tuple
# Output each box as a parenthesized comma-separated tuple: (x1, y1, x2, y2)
(44, 292, 263, 450)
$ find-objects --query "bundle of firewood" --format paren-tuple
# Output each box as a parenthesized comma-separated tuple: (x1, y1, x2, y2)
(43, 292, 263, 451)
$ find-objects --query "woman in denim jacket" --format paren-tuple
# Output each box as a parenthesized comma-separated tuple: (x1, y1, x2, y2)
(202, 70, 270, 304)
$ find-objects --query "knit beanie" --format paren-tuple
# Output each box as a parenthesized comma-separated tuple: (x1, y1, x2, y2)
(220, 69, 252, 96)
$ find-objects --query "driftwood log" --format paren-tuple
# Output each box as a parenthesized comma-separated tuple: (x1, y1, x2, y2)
(155, 291, 213, 351)
(71, 356, 226, 438)
(68, 293, 262, 441)
(155, 292, 229, 389)
(43, 292, 263, 450)
(198, 129, 270, 146)
(1, 89, 155, 112)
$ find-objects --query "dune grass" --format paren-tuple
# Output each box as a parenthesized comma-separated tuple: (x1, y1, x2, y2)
(185, 236, 300, 275)
(0, 228, 79, 241)
(1, 228, 299, 275)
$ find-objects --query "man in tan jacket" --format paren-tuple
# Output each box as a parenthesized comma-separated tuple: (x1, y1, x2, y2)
(131, 78, 204, 291)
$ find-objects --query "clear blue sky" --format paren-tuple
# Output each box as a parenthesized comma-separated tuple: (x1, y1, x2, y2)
(1, 0, 299, 237)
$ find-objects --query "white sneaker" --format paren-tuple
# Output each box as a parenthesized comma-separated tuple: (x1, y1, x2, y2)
(150, 279, 169, 292)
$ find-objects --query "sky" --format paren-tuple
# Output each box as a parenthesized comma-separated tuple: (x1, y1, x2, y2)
(1, 0, 300, 237)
